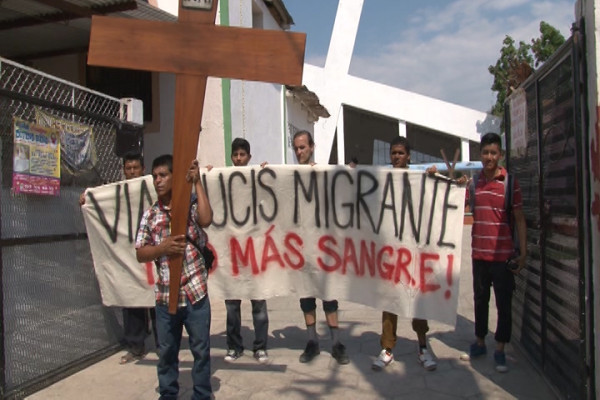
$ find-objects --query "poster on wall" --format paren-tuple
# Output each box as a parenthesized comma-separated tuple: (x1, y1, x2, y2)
(35, 108, 96, 175)
(12, 118, 61, 196)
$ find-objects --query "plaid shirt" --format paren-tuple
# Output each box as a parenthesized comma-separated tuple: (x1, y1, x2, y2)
(135, 199, 208, 307)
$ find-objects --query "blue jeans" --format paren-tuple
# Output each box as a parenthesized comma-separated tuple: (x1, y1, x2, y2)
(225, 299, 269, 352)
(156, 296, 212, 400)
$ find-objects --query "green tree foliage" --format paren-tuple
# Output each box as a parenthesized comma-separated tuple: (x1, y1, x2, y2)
(488, 21, 566, 117)
(531, 21, 567, 67)
(488, 36, 532, 117)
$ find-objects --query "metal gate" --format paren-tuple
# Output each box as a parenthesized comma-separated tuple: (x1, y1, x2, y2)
(506, 31, 593, 399)
(0, 58, 127, 399)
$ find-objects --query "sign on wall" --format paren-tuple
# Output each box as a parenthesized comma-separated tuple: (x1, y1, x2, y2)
(509, 88, 528, 157)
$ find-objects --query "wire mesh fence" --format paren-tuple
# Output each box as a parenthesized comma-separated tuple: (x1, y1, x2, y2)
(0, 57, 129, 399)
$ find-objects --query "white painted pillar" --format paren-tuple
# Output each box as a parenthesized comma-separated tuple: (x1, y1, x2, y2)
(324, 0, 364, 75)
(336, 105, 345, 164)
(398, 120, 407, 137)
(313, 0, 364, 164)
(281, 86, 287, 163)
(461, 138, 470, 161)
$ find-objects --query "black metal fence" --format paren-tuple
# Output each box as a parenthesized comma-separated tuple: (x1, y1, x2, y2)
(0, 58, 127, 399)
(505, 29, 593, 399)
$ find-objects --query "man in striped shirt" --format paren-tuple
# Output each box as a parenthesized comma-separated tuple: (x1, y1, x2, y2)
(460, 132, 527, 373)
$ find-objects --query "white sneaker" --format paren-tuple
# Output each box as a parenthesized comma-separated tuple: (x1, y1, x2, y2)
(253, 349, 270, 364)
(418, 348, 437, 371)
(224, 349, 243, 362)
(372, 349, 394, 371)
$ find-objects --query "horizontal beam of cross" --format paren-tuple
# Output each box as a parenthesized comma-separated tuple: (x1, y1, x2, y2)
(88, 16, 306, 86)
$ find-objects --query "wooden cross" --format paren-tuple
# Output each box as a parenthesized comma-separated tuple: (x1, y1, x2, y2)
(87, 0, 305, 313)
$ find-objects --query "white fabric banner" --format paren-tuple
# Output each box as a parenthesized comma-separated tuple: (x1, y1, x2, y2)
(204, 165, 464, 325)
(83, 165, 465, 325)
(82, 175, 157, 307)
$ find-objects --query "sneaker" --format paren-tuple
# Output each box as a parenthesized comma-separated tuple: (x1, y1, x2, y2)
(253, 349, 270, 364)
(494, 350, 509, 373)
(299, 340, 320, 363)
(372, 349, 394, 371)
(331, 342, 349, 365)
(119, 351, 145, 365)
(418, 348, 437, 371)
(224, 349, 243, 362)
(460, 342, 487, 361)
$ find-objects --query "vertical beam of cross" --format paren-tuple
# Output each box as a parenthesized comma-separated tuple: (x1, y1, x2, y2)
(167, 1, 218, 314)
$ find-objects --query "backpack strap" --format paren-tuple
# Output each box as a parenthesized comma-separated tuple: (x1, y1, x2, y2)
(469, 173, 480, 214)
(505, 173, 513, 219)
(504, 172, 520, 255)
(470, 172, 513, 214)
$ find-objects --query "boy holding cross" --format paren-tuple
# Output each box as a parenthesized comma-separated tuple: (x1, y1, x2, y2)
(136, 155, 213, 400)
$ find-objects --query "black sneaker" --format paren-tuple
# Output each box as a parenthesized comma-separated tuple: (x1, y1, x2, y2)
(332, 342, 349, 365)
(299, 340, 320, 363)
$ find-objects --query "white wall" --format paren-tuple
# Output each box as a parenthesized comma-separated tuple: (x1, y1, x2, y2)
(153, 0, 177, 16)
(284, 94, 318, 164)
(198, 77, 226, 167)
(226, 0, 288, 165)
(143, 72, 175, 165)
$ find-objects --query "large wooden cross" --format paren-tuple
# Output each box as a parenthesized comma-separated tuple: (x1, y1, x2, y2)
(88, 0, 305, 313)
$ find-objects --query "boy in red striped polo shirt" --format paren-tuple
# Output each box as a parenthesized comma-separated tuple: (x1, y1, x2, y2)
(460, 132, 527, 373)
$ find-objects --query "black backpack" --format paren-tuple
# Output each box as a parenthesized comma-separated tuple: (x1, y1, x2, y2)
(186, 194, 215, 270)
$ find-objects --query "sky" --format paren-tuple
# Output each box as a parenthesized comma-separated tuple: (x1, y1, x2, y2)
(283, 0, 577, 112)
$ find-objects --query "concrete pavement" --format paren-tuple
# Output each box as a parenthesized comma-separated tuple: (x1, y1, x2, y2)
(26, 227, 558, 400)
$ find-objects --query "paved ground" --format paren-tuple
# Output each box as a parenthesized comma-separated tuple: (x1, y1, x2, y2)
(26, 227, 558, 399)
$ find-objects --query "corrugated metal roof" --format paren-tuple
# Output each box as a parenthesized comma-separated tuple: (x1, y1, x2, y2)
(0, 0, 176, 60)
(265, 0, 294, 30)
(286, 85, 330, 120)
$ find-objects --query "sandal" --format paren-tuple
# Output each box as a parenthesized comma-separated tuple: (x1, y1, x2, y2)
(119, 351, 144, 364)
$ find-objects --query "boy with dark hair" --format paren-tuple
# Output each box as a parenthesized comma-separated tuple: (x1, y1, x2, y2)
(460, 132, 527, 373)
(371, 136, 437, 372)
(222, 138, 270, 364)
(136, 155, 213, 400)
